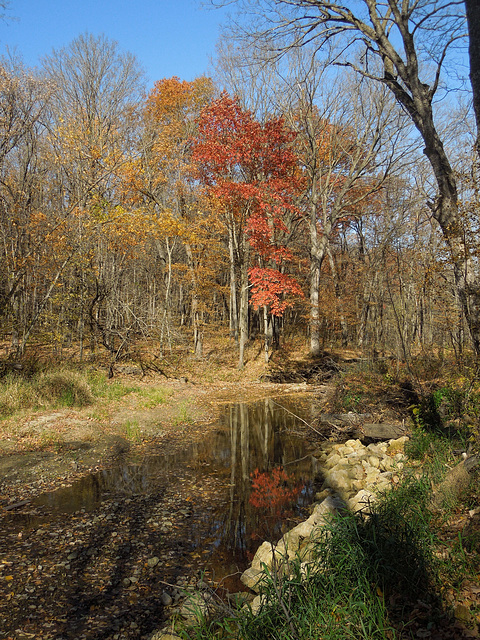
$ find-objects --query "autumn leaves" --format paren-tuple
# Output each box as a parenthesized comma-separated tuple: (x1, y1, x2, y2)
(0, 38, 379, 365)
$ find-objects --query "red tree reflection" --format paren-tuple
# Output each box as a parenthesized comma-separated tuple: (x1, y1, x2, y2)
(249, 466, 303, 517)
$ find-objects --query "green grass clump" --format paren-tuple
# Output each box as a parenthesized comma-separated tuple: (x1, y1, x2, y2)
(135, 386, 170, 408)
(123, 418, 142, 442)
(36, 369, 94, 407)
(0, 368, 94, 416)
(86, 370, 138, 401)
(173, 399, 194, 425)
(0, 366, 138, 417)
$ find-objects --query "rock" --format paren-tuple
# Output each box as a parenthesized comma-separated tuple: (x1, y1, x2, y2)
(387, 436, 409, 454)
(196, 579, 209, 590)
(324, 453, 342, 469)
(160, 591, 172, 606)
(338, 445, 355, 456)
(379, 456, 394, 471)
(363, 423, 405, 440)
(147, 556, 160, 568)
(367, 443, 388, 455)
(349, 464, 364, 481)
(324, 468, 352, 492)
(315, 488, 333, 502)
(250, 594, 268, 615)
(319, 413, 371, 426)
(148, 630, 182, 640)
(227, 591, 254, 608)
(251, 540, 275, 572)
(454, 602, 472, 623)
(311, 494, 346, 521)
(240, 566, 265, 592)
(348, 489, 375, 513)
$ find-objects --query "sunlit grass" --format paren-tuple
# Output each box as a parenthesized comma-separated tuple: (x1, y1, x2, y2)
(0, 366, 137, 418)
(135, 386, 170, 408)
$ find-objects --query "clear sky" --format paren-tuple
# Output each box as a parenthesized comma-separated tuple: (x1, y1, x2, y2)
(0, 0, 230, 86)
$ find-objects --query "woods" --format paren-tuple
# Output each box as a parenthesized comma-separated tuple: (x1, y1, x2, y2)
(0, 2, 478, 371)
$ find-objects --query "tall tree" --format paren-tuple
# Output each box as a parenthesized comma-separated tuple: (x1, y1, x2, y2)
(0, 56, 53, 348)
(41, 33, 145, 361)
(134, 76, 217, 357)
(192, 92, 302, 367)
(223, 0, 480, 356)
(465, 0, 480, 157)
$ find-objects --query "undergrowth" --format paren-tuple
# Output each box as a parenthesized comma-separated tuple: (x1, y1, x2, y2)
(0, 365, 139, 418)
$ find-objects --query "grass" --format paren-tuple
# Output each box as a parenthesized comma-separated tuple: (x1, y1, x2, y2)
(123, 418, 142, 442)
(183, 472, 438, 640)
(173, 399, 194, 425)
(0, 365, 138, 418)
(135, 386, 170, 408)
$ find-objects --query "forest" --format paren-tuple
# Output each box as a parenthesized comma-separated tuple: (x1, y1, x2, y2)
(2, 3, 480, 640)
(1, 0, 479, 374)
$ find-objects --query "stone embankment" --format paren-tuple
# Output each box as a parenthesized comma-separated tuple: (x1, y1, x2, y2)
(240, 435, 409, 611)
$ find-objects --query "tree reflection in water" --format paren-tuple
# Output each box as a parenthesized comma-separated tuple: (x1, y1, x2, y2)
(14, 396, 318, 580)
(214, 397, 317, 565)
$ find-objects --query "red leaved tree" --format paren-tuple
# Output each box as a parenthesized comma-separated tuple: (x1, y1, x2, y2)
(191, 92, 303, 366)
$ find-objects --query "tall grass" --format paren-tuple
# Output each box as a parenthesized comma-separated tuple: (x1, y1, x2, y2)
(0, 366, 137, 417)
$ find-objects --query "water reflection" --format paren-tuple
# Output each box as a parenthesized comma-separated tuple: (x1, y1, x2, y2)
(9, 396, 318, 574)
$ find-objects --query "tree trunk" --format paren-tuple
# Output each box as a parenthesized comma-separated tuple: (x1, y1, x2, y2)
(238, 237, 250, 369)
(309, 217, 329, 356)
(229, 229, 239, 344)
(465, 0, 480, 157)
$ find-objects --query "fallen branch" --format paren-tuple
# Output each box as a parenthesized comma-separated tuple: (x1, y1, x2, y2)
(271, 399, 327, 439)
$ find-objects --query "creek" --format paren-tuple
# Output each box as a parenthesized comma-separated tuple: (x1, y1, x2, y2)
(3, 396, 321, 593)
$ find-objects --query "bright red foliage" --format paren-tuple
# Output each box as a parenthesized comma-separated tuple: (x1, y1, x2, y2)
(191, 92, 304, 316)
(249, 466, 303, 517)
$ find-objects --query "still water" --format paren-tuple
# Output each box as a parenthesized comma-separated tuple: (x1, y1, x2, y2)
(10, 396, 320, 581)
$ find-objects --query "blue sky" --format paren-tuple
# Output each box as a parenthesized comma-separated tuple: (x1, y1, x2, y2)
(0, 0, 230, 86)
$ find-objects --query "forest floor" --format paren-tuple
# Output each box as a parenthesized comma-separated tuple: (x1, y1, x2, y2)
(0, 343, 479, 639)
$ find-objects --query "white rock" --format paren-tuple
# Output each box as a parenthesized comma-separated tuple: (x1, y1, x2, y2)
(250, 594, 268, 615)
(338, 445, 355, 456)
(348, 489, 375, 512)
(345, 439, 363, 449)
(325, 469, 352, 492)
(324, 453, 342, 469)
(251, 541, 275, 571)
(379, 457, 394, 471)
(240, 566, 264, 592)
(348, 464, 364, 481)
(368, 455, 380, 468)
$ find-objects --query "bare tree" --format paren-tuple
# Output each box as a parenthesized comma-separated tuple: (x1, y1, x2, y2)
(219, 0, 480, 356)
(465, 0, 480, 156)
(41, 33, 145, 362)
(0, 56, 53, 335)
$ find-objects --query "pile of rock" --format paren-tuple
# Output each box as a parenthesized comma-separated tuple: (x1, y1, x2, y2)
(241, 435, 409, 602)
